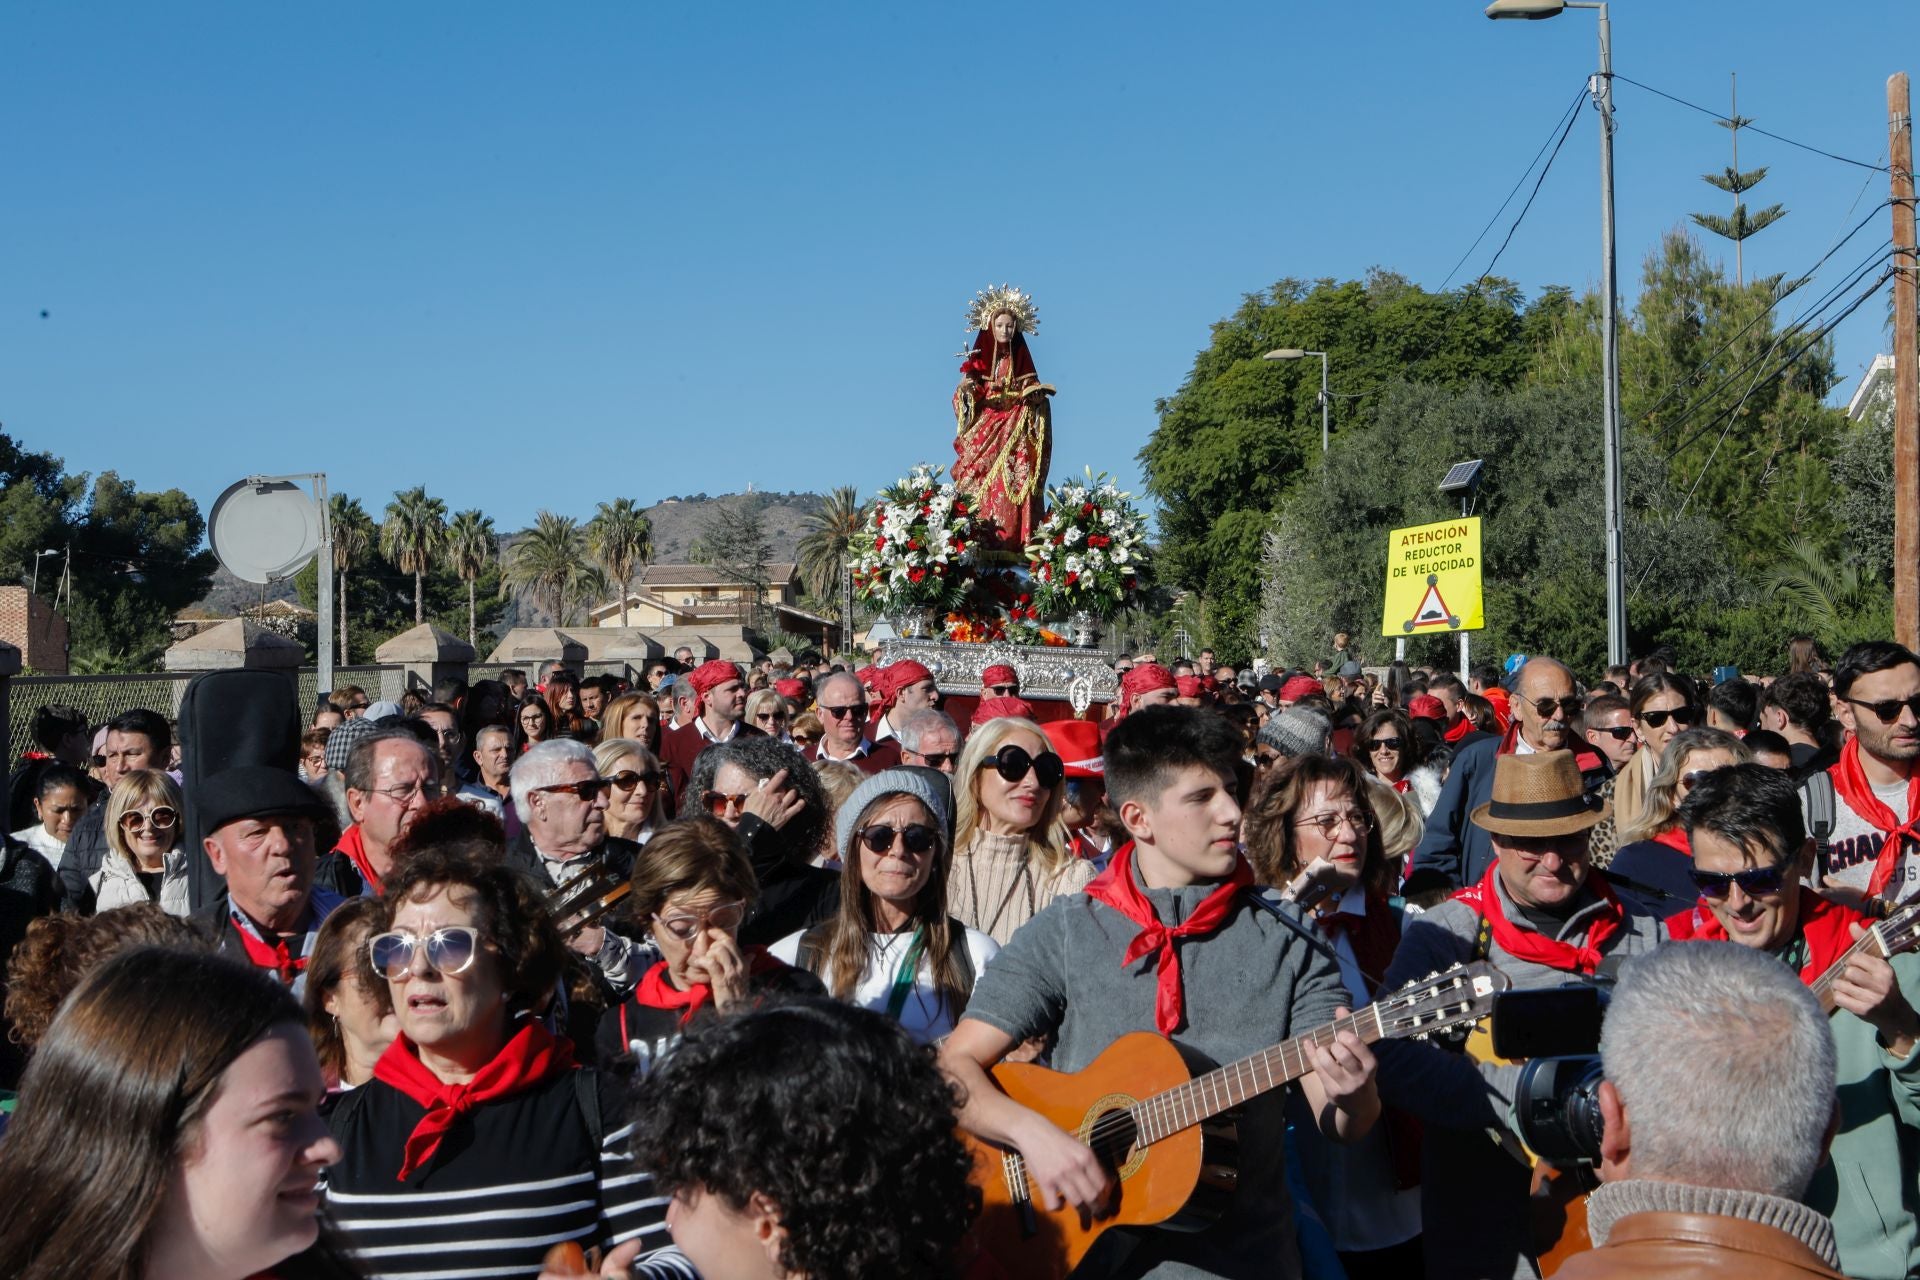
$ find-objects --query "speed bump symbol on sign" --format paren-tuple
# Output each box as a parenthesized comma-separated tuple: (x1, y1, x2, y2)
(1403, 575, 1460, 632)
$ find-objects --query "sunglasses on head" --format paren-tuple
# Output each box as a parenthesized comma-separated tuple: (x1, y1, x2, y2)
(990, 745, 1064, 788)
(607, 769, 661, 791)
(119, 806, 178, 833)
(369, 926, 481, 979)
(1687, 860, 1792, 900)
(856, 823, 940, 855)
(534, 778, 613, 802)
(1843, 694, 1920, 725)
(1637, 705, 1700, 729)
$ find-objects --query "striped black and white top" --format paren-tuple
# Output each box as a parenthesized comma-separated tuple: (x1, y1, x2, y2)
(323, 1067, 692, 1280)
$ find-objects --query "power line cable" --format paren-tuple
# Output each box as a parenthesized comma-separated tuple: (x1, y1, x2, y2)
(1469, 91, 1589, 287)
(1613, 74, 1889, 173)
(1439, 84, 1589, 291)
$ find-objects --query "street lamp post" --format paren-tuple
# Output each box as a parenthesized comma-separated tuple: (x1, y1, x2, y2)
(1485, 0, 1627, 667)
(1263, 348, 1331, 454)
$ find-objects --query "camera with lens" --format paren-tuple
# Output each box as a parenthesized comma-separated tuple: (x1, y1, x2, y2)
(1487, 984, 1610, 1166)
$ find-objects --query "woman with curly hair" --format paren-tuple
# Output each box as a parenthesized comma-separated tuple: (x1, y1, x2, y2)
(93, 768, 189, 915)
(323, 847, 693, 1280)
(773, 770, 997, 1045)
(949, 716, 1092, 945)
(629, 999, 979, 1280)
(689, 735, 838, 947)
(4, 903, 205, 1058)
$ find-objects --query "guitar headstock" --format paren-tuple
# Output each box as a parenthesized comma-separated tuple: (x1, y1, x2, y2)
(1874, 897, 1920, 960)
(1372, 961, 1512, 1041)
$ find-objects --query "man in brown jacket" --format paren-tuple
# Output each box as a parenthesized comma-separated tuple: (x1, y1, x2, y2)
(1556, 941, 1846, 1280)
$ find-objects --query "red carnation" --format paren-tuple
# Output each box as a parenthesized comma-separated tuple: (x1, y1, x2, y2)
(909, 568, 927, 583)
(1018, 593, 1031, 604)
(954, 500, 968, 515)
(908, 538, 920, 550)
(1067, 572, 1080, 585)
(874, 536, 886, 551)
(1082, 503, 1095, 516)
(1124, 576, 1138, 590)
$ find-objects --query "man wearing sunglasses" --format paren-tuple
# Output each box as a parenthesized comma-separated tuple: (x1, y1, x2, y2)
(1413, 657, 1610, 892)
(1805, 641, 1920, 905)
(506, 738, 645, 988)
(802, 671, 900, 775)
(659, 659, 763, 800)
(195, 765, 339, 995)
(1668, 763, 1920, 1280)
(896, 708, 963, 777)
(1582, 693, 1639, 772)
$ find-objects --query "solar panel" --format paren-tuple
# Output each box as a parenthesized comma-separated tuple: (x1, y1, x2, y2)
(1438, 460, 1485, 493)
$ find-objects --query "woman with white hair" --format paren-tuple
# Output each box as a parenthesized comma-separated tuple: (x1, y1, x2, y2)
(949, 716, 1094, 945)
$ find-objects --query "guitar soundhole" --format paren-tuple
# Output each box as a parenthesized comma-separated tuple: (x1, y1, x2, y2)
(1082, 1096, 1146, 1181)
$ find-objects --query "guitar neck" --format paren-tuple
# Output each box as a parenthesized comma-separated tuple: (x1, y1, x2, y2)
(1811, 923, 1892, 1015)
(1133, 1005, 1385, 1144)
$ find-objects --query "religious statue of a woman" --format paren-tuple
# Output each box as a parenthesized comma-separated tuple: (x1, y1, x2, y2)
(952, 285, 1055, 557)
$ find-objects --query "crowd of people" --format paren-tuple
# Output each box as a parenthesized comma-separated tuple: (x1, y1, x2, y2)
(0, 630, 1914, 1279)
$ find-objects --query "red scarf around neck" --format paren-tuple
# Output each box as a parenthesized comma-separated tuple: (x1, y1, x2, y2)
(230, 910, 307, 985)
(1085, 841, 1253, 1035)
(634, 950, 785, 1025)
(335, 824, 386, 896)
(1666, 890, 1866, 986)
(1651, 826, 1692, 856)
(1830, 738, 1920, 896)
(372, 1022, 574, 1181)
(1452, 862, 1625, 976)
(1443, 715, 1475, 744)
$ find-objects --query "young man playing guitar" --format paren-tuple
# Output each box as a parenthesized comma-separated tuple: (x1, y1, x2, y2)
(939, 706, 1380, 1279)
(1667, 763, 1920, 1280)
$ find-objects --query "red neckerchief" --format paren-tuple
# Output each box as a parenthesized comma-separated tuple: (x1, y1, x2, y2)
(1443, 715, 1475, 744)
(372, 1022, 574, 1181)
(1830, 739, 1920, 896)
(229, 909, 307, 985)
(1085, 841, 1253, 1035)
(634, 951, 786, 1025)
(334, 824, 384, 896)
(1666, 890, 1867, 986)
(1452, 862, 1625, 976)
(1388, 776, 1411, 794)
(1651, 826, 1691, 856)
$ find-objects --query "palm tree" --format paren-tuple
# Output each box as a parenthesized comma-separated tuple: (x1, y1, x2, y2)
(444, 509, 497, 647)
(1757, 537, 1890, 650)
(328, 494, 375, 659)
(380, 487, 449, 624)
(585, 498, 653, 628)
(797, 485, 864, 645)
(504, 511, 594, 625)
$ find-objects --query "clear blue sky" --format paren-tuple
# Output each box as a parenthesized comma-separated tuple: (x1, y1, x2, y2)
(1, 2, 1905, 540)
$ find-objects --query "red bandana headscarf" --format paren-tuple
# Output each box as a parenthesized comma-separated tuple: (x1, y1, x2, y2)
(634, 952, 786, 1025)
(373, 1022, 575, 1181)
(1086, 842, 1254, 1035)
(1452, 862, 1625, 975)
(1119, 664, 1176, 716)
(773, 678, 807, 703)
(1830, 738, 1920, 896)
(1667, 890, 1865, 984)
(687, 659, 741, 698)
(981, 663, 1019, 689)
(875, 660, 934, 714)
(1278, 675, 1321, 704)
(972, 695, 1036, 728)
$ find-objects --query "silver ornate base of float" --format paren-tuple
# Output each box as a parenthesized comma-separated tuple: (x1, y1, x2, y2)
(1067, 610, 1101, 648)
(874, 637, 1119, 715)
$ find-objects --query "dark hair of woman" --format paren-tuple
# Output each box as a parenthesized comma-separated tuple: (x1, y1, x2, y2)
(0, 946, 357, 1280)
(5, 904, 207, 1052)
(372, 847, 566, 1018)
(302, 895, 387, 1081)
(1352, 708, 1424, 775)
(1459, 692, 1501, 736)
(542, 669, 591, 738)
(511, 694, 555, 754)
(1628, 670, 1697, 719)
(1241, 754, 1393, 897)
(1787, 634, 1822, 676)
(627, 816, 759, 923)
(820, 790, 972, 1020)
(629, 998, 979, 1278)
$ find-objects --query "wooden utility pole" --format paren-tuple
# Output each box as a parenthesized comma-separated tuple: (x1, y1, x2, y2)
(1893, 73, 1918, 650)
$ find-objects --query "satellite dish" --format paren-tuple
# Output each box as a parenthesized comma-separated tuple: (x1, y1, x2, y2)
(209, 478, 325, 584)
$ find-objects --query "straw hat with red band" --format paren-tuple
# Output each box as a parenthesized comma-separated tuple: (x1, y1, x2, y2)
(1041, 719, 1103, 778)
(972, 695, 1036, 728)
(687, 659, 742, 697)
(981, 663, 1019, 688)
(1469, 751, 1608, 838)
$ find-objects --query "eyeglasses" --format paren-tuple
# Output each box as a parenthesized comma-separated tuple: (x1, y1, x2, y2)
(1687, 860, 1792, 900)
(1590, 725, 1635, 740)
(1637, 706, 1700, 730)
(990, 745, 1065, 788)
(119, 806, 178, 833)
(1527, 697, 1584, 720)
(372, 779, 444, 804)
(1367, 738, 1404, 752)
(369, 926, 481, 979)
(914, 750, 960, 768)
(703, 790, 751, 817)
(1293, 809, 1375, 838)
(607, 769, 661, 791)
(533, 778, 613, 802)
(987, 684, 1019, 697)
(819, 703, 867, 720)
(1842, 694, 1920, 725)
(653, 899, 748, 942)
(856, 823, 940, 855)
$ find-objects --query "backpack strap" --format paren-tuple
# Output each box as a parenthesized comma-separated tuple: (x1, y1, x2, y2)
(572, 1067, 606, 1149)
(1806, 770, 1837, 876)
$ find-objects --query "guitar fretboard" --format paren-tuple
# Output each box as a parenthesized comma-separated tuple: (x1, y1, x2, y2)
(1810, 919, 1893, 1014)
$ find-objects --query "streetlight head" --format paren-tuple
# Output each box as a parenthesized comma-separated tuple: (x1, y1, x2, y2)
(1263, 348, 1307, 360)
(1484, 0, 1565, 17)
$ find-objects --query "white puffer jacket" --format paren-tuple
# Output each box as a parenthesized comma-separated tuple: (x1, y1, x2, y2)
(90, 846, 192, 916)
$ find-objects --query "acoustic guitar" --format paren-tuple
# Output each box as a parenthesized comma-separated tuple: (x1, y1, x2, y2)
(959, 961, 1508, 1280)
(1809, 895, 1920, 1014)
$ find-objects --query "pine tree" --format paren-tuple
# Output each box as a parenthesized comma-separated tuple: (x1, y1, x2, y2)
(1690, 74, 1786, 287)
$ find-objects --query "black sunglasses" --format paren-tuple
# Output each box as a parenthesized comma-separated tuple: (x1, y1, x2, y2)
(1367, 737, 1404, 752)
(1591, 725, 1636, 740)
(607, 769, 661, 791)
(1687, 860, 1792, 899)
(1637, 706, 1700, 730)
(1528, 696, 1584, 720)
(990, 745, 1064, 789)
(914, 750, 960, 768)
(856, 823, 940, 855)
(1842, 694, 1920, 725)
(819, 703, 867, 720)
(987, 684, 1019, 696)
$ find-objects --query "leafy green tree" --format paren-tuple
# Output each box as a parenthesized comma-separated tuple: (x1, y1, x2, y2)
(585, 498, 653, 628)
(504, 512, 594, 625)
(379, 487, 448, 624)
(797, 485, 863, 641)
(444, 510, 498, 646)
(328, 495, 375, 660)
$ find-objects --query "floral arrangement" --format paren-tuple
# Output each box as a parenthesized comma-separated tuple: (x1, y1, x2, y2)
(1024, 470, 1147, 619)
(854, 464, 977, 613)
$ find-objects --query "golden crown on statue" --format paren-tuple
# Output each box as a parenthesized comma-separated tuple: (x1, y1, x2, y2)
(964, 284, 1040, 336)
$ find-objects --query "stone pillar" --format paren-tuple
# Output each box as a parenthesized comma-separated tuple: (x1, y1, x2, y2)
(374, 623, 476, 698)
(484, 628, 588, 678)
(163, 620, 304, 714)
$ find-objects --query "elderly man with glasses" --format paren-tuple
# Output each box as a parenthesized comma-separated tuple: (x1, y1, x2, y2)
(506, 738, 645, 989)
(319, 730, 441, 900)
(801, 671, 900, 776)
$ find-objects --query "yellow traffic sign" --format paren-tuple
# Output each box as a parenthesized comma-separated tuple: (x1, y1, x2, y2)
(1381, 516, 1484, 636)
